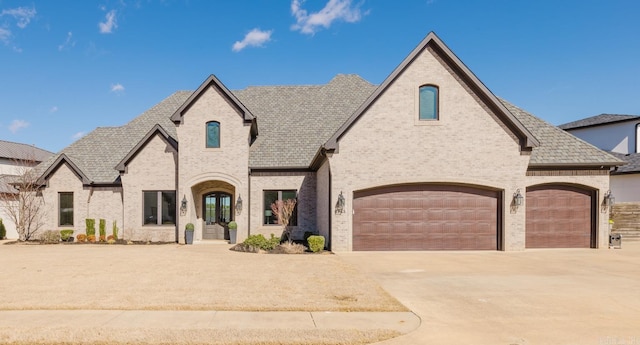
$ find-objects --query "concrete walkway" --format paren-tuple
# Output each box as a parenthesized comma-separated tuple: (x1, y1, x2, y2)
(0, 309, 420, 332)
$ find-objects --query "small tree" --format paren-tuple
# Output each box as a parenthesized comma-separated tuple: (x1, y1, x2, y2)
(0, 156, 46, 241)
(271, 198, 297, 244)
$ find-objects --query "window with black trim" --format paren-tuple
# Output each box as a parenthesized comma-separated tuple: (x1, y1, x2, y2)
(419, 85, 439, 120)
(263, 190, 298, 226)
(143, 191, 176, 225)
(206, 121, 220, 148)
(59, 192, 73, 226)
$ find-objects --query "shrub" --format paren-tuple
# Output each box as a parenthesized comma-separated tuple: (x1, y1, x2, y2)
(112, 220, 118, 240)
(243, 234, 280, 251)
(0, 218, 6, 240)
(107, 238, 116, 244)
(99, 235, 106, 242)
(60, 230, 74, 241)
(273, 242, 307, 254)
(41, 230, 61, 244)
(307, 235, 325, 253)
(185, 223, 195, 231)
(228, 221, 237, 230)
(76, 234, 87, 242)
(87, 235, 96, 243)
(85, 219, 96, 236)
(107, 235, 115, 241)
(99, 219, 106, 237)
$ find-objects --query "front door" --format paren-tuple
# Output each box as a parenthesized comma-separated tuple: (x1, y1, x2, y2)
(203, 192, 232, 240)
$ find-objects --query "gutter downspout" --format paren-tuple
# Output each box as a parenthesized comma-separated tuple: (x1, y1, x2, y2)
(248, 167, 251, 236)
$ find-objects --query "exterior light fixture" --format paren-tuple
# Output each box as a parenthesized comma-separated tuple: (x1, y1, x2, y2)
(513, 189, 524, 207)
(235, 194, 243, 215)
(604, 190, 615, 207)
(180, 195, 188, 212)
(335, 191, 345, 215)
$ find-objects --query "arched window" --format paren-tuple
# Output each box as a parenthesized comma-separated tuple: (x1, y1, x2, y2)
(206, 121, 220, 148)
(419, 85, 438, 120)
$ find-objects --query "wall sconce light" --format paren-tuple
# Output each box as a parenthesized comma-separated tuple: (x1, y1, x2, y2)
(235, 194, 243, 215)
(513, 189, 524, 208)
(604, 190, 615, 207)
(335, 191, 345, 215)
(180, 195, 188, 212)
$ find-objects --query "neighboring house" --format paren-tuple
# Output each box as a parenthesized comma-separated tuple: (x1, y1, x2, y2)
(34, 32, 623, 251)
(560, 114, 640, 238)
(0, 140, 53, 239)
(559, 114, 640, 202)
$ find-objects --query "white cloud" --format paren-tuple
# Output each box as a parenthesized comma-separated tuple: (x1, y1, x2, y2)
(98, 10, 117, 34)
(72, 131, 86, 140)
(232, 28, 273, 52)
(9, 119, 29, 133)
(58, 32, 75, 51)
(50, 106, 58, 113)
(0, 6, 37, 29)
(0, 27, 10, 43)
(291, 0, 364, 35)
(111, 83, 125, 93)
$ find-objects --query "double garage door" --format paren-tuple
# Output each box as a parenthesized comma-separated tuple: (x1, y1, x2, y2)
(352, 184, 594, 251)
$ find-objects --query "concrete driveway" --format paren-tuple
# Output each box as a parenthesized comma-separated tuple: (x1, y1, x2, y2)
(339, 242, 640, 345)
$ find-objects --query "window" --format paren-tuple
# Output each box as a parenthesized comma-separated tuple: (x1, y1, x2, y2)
(59, 192, 73, 226)
(143, 191, 176, 225)
(206, 121, 220, 148)
(419, 85, 438, 120)
(263, 190, 298, 226)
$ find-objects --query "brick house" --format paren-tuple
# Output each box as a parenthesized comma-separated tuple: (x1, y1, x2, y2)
(34, 32, 623, 250)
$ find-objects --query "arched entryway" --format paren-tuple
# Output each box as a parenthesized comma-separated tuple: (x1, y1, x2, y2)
(203, 192, 232, 240)
(189, 179, 236, 241)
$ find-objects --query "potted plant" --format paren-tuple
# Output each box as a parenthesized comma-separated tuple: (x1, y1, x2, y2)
(228, 221, 238, 244)
(185, 223, 195, 245)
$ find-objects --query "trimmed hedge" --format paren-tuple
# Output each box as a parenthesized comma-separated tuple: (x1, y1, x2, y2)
(85, 219, 96, 236)
(307, 235, 325, 253)
(60, 230, 74, 241)
(243, 234, 281, 251)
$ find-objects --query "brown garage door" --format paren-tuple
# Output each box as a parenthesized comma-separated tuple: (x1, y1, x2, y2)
(353, 185, 500, 251)
(526, 185, 594, 248)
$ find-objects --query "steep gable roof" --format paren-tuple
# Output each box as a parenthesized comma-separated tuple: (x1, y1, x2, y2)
(170, 74, 257, 136)
(502, 101, 624, 167)
(36, 153, 91, 185)
(0, 140, 52, 162)
(324, 32, 539, 152)
(35, 91, 190, 184)
(115, 124, 178, 172)
(559, 114, 640, 130)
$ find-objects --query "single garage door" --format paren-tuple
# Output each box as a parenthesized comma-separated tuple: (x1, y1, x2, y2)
(526, 185, 594, 248)
(353, 185, 500, 251)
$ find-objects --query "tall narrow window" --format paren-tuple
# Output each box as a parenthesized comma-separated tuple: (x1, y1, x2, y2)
(143, 191, 176, 225)
(59, 192, 74, 226)
(419, 85, 438, 120)
(206, 121, 220, 148)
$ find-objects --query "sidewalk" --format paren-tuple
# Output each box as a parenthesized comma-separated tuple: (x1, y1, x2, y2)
(0, 310, 419, 332)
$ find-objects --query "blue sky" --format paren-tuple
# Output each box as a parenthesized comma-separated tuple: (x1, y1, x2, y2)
(1, 0, 638, 153)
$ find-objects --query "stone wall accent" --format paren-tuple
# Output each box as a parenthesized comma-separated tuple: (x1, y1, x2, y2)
(611, 202, 640, 240)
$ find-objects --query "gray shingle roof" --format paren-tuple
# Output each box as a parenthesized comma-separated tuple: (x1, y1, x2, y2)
(35, 75, 623, 185)
(502, 101, 624, 166)
(235, 74, 377, 168)
(35, 91, 191, 183)
(0, 140, 52, 162)
(559, 114, 640, 130)
(609, 152, 640, 174)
